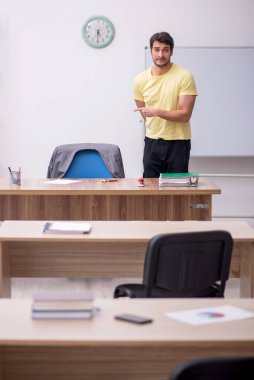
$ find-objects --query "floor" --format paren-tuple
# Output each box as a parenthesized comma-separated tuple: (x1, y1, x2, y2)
(12, 277, 138, 299)
(11, 218, 254, 299)
(12, 277, 240, 299)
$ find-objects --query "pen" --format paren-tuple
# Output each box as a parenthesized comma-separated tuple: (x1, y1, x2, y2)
(8, 166, 15, 183)
(100, 179, 118, 183)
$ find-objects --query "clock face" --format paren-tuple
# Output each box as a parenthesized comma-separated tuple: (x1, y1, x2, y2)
(82, 16, 115, 48)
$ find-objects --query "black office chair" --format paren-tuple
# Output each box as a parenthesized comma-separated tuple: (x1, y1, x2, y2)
(113, 230, 233, 298)
(169, 356, 254, 380)
(47, 143, 125, 178)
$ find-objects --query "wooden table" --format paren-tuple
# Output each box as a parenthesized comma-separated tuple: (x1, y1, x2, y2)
(0, 298, 253, 380)
(0, 220, 254, 298)
(0, 178, 220, 221)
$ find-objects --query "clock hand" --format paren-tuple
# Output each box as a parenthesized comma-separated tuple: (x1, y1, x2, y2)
(96, 29, 101, 43)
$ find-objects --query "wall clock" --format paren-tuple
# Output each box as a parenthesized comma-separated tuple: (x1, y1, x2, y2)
(82, 15, 115, 48)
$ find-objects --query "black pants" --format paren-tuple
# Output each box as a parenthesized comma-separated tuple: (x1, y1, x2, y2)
(143, 137, 191, 178)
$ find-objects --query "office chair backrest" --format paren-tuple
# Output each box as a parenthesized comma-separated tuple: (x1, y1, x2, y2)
(47, 143, 125, 178)
(169, 356, 254, 380)
(64, 149, 112, 178)
(143, 230, 233, 297)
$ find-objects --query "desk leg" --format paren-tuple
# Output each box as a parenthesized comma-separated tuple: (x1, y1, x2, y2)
(0, 347, 2, 380)
(239, 241, 254, 298)
(0, 242, 11, 298)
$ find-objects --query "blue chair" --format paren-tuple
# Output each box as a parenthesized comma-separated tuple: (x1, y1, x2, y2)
(47, 143, 125, 179)
(64, 150, 112, 178)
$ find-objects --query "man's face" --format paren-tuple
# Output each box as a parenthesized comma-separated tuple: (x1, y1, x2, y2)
(151, 41, 172, 68)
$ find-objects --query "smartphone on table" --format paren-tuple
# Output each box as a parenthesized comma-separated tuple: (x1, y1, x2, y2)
(114, 313, 153, 324)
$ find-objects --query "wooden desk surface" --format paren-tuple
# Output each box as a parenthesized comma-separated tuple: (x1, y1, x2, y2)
(0, 298, 253, 344)
(0, 220, 253, 242)
(0, 298, 253, 380)
(0, 177, 221, 195)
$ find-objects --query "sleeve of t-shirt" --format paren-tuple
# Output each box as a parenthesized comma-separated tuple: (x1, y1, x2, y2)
(180, 72, 198, 96)
(133, 74, 144, 101)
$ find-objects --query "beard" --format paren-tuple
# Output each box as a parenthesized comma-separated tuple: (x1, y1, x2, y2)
(153, 57, 171, 68)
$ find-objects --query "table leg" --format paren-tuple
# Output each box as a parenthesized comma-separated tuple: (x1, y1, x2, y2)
(0, 242, 11, 298)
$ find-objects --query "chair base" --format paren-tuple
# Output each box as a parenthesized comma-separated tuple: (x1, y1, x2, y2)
(113, 284, 222, 298)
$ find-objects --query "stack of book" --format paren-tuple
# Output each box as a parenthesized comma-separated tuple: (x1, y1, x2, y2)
(159, 172, 199, 187)
(31, 291, 96, 320)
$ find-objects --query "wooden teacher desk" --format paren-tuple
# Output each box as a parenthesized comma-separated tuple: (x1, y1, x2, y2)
(0, 177, 220, 221)
(0, 298, 254, 380)
(0, 220, 254, 298)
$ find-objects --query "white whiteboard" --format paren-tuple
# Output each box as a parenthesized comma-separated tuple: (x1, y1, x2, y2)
(146, 47, 254, 156)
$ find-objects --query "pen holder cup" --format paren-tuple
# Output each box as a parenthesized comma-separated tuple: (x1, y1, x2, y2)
(9, 171, 21, 186)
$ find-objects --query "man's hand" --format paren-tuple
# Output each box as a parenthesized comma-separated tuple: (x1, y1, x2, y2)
(134, 107, 158, 118)
(134, 94, 196, 123)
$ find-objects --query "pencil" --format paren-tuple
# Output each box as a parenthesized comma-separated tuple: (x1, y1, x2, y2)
(100, 179, 118, 183)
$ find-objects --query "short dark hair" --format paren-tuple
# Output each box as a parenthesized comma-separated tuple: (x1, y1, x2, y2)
(150, 32, 174, 50)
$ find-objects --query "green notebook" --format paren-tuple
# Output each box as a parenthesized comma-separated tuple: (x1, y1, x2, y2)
(160, 172, 199, 178)
(159, 172, 199, 187)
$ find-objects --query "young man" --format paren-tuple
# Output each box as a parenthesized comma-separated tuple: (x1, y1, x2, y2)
(134, 32, 198, 178)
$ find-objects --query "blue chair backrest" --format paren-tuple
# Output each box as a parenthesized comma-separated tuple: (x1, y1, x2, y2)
(64, 149, 112, 178)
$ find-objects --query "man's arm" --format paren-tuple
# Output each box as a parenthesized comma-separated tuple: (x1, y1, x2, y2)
(134, 99, 146, 120)
(134, 95, 197, 123)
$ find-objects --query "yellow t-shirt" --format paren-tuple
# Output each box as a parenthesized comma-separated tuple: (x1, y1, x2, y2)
(133, 64, 198, 140)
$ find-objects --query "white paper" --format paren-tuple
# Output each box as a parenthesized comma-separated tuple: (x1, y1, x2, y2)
(165, 305, 254, 325)
(43, 179, 82, 184)
(159, 178, 190, 187)
(46, 221, 91, 233)
(161, 179, 189, 184)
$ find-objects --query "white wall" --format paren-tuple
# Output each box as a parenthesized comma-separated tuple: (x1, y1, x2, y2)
(0, 0, 254, 217)
(189, 157, 254, 218)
